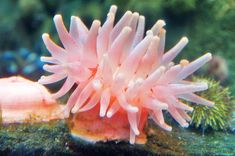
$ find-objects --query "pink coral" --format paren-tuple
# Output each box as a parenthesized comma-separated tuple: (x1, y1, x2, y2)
(39, 5, 214, 144)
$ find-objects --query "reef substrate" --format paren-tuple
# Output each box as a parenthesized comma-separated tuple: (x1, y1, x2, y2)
(0, 119, 234, 155)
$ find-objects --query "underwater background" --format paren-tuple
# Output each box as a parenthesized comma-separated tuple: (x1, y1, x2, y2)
(0, 0, 235, 155)
(1, 0, 235, 92)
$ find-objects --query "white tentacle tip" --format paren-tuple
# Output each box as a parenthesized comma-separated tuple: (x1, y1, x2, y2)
(93, 20, 101, 26)
(109, 5, 118, 15)
(194, 82, 208, 91)
(135, 130, 140, 135)
(133, 12, 139, 17)
(38, 76, 45, 84)
(128, 106, 139, 113)
(42, 33, 49, 40)
(71, 16, 76, 20)
(188, 107, 194, 112)
(71, 16, 80, 23)
(207, 101, 215, 107)
(71, 108, 78, 114)
(181, 37, 189, 44)
(160, 28, 166, 34)
(54, 14, 62, 21)
(205, 52, 212, 60)
(166, 126, 173, 131)
(110, 5, 118, 10)
(99, 110, 106, 117)
(139, 15, 145, 21)
(106, 112, 112, 118)
(99, 114, 105, 117)
(125, 10, 132, 15)
(40, 56, 46, 62)
(201, 82, 209, 90)
(71, 15, 79, 19)
(161, 103, 168, 110)
(129, 138, 135, 144)
(42, 64, 48, 70)
(157, 19, 166, 27)
(181, 122, 189, 128)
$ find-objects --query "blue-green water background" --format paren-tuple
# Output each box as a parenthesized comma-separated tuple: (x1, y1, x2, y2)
(0, 0, 235, 155)
(0, 0, 235, 92)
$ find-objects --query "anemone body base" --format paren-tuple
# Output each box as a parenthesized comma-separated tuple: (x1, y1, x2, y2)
(69, 105, 147, 144)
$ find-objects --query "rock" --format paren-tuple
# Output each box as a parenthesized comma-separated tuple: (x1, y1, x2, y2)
(0, 119, 234, 155)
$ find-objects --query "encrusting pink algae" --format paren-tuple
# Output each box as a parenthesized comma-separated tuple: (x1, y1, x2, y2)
(0, 76, 65, 123)
(39, 5, 214, 144)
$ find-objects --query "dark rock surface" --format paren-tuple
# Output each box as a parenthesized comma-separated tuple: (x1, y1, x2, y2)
(0, 120, 234, 156)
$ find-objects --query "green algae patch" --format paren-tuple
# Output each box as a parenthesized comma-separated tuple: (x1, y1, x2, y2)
(0, 120, 74, 155)
(178, 128, 235, 155)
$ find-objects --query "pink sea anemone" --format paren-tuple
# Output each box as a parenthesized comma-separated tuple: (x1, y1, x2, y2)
(0, 76, 64, 123)
(39, 5, 214, 144)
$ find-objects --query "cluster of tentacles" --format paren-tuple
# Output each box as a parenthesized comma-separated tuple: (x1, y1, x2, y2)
(39, 5, 214, 143)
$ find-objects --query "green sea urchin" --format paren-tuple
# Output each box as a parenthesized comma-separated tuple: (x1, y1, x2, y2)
(189, 77, 235, 130)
